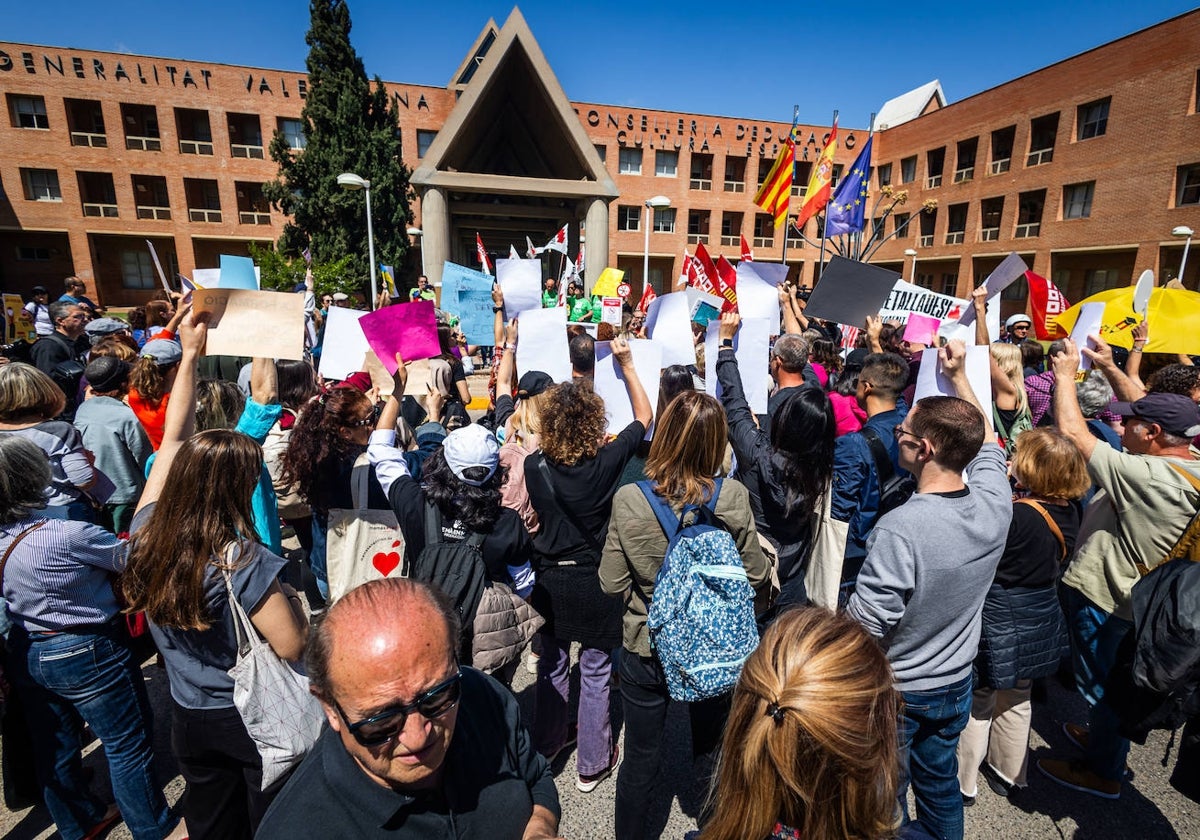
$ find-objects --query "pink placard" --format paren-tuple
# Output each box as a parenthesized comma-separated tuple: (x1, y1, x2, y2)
(358, 300, 440, 373)
(903, 313, 941, 347)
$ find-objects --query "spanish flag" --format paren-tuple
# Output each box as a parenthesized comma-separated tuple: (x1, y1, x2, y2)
(795, 119, 838, 229)
(753, 137, 795, 229)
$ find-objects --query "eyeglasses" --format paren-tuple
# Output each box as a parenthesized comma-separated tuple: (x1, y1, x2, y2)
(893, 424, 925, 443)
(334, 669, 463, 746)
(347, 403, 382, 428)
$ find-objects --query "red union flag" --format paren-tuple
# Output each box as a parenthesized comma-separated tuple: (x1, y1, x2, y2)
(476, 232, 492, 275)
(689, 243, 720, 296)
(636, 283, 657, 314)
(1026, 271, 1070, 339)
(740, 235, 754, 262)
(715, 255, 738, 313)
(544, 223, 569, 255)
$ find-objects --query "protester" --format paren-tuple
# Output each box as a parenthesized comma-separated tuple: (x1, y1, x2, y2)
(84, 317, 133, 349)
(0, 435, 179, 840)
(808, 336, 843, 390)
(566, 281, 593, 322)
(829, 363, 867, 436)
(542, 277, 559, 308)
(29, 301, 89, 417)
(570, 331, 596, 379)
(1020, 338, 1045, 378)
(121, 309, 307, 840)
(957, 428, 1087, 803)
(697, 608, 907, 840)
(409, 275, 437, 303)
(525, 338, 652, 793)
(600, 389, 770, 839)
(1003, 314, 1032, 344)
(262, 359, 320, 558)
(23, 285, 53, 337)
(848, 340, 1012, 840)
(128, 339, 183, 449)
(492, 319, 548, 533)
(429, 323, 472, 428)
(58, 277, 101, 317)
(142, 300, 175, 345)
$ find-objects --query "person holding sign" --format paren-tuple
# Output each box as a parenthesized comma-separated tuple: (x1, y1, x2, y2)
(972, 287, 1031, 459)
(565, 282, 593, 323)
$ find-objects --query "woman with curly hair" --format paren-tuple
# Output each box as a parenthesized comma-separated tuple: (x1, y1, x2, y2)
(280, 385, 388, 601)
(523, 337, 653, 793)
(697, 608, 906, 840)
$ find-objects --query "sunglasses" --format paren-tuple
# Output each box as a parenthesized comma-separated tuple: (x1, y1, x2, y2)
(347, 404, 382, 427)
(334, 669, 463, 746)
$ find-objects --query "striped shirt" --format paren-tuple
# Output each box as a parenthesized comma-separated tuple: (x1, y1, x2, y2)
(0, 516, 125, 632)
(0, 422, 94, 507)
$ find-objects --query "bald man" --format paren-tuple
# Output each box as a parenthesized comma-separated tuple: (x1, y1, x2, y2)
(257, 579, 561, 839)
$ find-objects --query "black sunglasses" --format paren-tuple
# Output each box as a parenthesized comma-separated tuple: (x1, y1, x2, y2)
(334, 669, 462, 746)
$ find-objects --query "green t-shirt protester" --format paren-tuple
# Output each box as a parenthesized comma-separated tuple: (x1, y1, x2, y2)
(566, 284, 592, 322)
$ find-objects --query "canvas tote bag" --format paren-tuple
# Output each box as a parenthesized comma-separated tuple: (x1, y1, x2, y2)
(325, 453, 407, 602)
(804, 482, 849, 610)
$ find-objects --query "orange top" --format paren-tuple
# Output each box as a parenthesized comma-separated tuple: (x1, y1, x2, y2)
(127, 388, 170, 450)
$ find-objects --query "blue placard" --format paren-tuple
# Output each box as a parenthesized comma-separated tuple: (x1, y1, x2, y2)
(441, 261, 495, 345)
(218, 254, 259, 290)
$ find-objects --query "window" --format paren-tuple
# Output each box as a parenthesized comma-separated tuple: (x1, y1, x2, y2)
(594, 144, 606, 162)
(16, 246, 51, 261)
(954, 138, 977, 183)
(1027, 112, 1059, 165)
(21, 168, 61, 201)
(940, 273, 958, 296)
(9, 95, 48, 129)
(78, 172, 118, 218)
(724, 156, 746, 192)
(122, 250, 157, 290)
(831, 164, 843, 190)
(1016, 189, 1046, 238)
(721, 212, 743, 247)
(618, 147, 642, 175)
(1077, 97, 1110, 140)
(877, 163, 893, 188)
(980, 196, 1004, 241)
(1063, 181, 1095, 219)
(915, 273, 935, 290)
(893, 213, 910, 238)
(872, 216, 886, 238)
(687, 210, 709, 244)
(416, 129, 437, 159)
(926, 148, 945, 188)
(278, 118, 306, 151)
(1084, 268, 1120, 297)
(655, 150, 678, 177)
(617, 205, 640, 232)
(919, 208, 937, 247)
(66, 98, 106, 147)
(900, 156, 917, 184)
(175, 108, 213, 155)
(228, 113, 264, 159)
(121, 103, 160, 151)
(236, 182, 271, 225)
(690, 153, 713, 190)
(1176, 163, 1200, 206)
(184, 178, 222, 223)
(792, 161, 811, 195)
(132, 175, 171, 220)
(753, 214, 774, 248)
(945, 203, 967, 245)
(652, 207, 676, 233)
(990, 126, 1015, 174)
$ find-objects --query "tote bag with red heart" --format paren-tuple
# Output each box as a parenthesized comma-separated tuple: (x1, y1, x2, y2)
(325, 454, 408, 602)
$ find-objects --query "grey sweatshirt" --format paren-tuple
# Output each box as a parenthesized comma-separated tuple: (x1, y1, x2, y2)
(847, 443, 1012, 692)
(74, 396, 152, 505)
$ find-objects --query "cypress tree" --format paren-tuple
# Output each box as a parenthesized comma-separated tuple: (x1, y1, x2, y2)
(264, 0, 412, 296)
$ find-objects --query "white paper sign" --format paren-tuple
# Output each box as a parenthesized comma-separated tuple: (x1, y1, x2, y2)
(594, 339, 663, 436)
(1133, 270, 1154, 318)
(987, 293, 1001, 344)
(193, 268, 221, 289)
(735, 262, 787, 335)
(1069, 302, 1106, 371)
(645, 291, 697, 367)
(516, 306, 572, 384)
(913, 344, 993, 420)
(705, 318, 771, 416)
(318, 306, 371, 381)
(497, 258, 542, 319)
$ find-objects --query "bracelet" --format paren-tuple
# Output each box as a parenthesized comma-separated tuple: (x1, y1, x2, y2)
(504, 343, 517, 351)
(1130, 346, 1144, 353)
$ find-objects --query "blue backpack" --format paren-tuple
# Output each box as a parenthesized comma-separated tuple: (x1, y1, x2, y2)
(637, 480, 759, 702)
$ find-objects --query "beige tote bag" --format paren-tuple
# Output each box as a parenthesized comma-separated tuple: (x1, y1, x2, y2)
(325, 454, 407, 602)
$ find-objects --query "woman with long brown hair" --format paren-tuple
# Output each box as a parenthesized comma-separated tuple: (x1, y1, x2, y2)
(699, 608, 904, 840)
(600, 390, 770, 839)
(120, 310, 307, 840)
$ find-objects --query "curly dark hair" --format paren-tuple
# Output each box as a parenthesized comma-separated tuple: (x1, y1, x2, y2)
(539, 380, 607, 466)
(420, 448, 509, 533)
(1147, 363, 1200, 399)
(281, 386, 374, 515)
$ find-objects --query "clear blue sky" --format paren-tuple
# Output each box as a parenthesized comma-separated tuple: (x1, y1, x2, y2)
(3, 1, 1196, 127)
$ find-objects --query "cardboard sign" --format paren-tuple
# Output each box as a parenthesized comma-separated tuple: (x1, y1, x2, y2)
(1069, 302, 1106, 371)
(601, 297, 623, 326)
(359, 300, 440, 374)
(517, 306, 572, 384)
(593, 339, 663, 436)
(592, 267, 625, 299)
(804, 256, 901, 330)
(913, 344, 993, 419)
(958, 252, 1028, 327)
(3, 294, 35, 343)
(442, 261, 495, 345)
(705, 318, 771, 415)
(903, 313, 941, 347)
(194, 288, 305, 360)
(497, 258, 542, 319)
(645, 291, 697, 367)
(318, 306, 370, 381)
(735, 261, 788, 335)
(218, 254, 261, 290)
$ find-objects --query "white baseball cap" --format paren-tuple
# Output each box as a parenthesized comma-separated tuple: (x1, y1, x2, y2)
(442, 424, 499, 486)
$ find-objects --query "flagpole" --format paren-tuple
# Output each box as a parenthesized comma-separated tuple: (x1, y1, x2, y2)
(855, 113, 876, 262)
(817, 109, 838, 283)
(780, 104, 799, 272)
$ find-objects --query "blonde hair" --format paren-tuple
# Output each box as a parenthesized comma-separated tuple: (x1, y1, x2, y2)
(644, 391, 727, 506)
(990, 342, 1029, 413)
(700, 608, 900, 840)
(1010, 427, 1091, 501)
(510, 390, 550, 446)
(0, 362, 66, 421)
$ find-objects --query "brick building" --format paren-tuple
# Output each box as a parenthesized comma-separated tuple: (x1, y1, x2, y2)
(1, 7, 1197, 313)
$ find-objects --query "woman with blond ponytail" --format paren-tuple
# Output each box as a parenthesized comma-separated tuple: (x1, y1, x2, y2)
(698, 608, 923, 840)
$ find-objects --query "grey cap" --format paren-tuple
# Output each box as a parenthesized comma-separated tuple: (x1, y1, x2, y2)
(85, 317, 129, 341)
(140, 339, 183, 366)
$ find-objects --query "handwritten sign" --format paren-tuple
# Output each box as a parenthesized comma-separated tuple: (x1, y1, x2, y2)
(359, 300, 440, 373)
(879, 280, 968, 324)
(194, 289, 305, 360)
(442, 261, 495, 345)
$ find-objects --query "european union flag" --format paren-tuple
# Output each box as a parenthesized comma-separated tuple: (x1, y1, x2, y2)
(825, 135, 873, 237)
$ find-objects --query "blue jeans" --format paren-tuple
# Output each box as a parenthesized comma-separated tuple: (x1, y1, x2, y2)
(8, 624, 173, 840)
(532, 633, 612, 776)
(1062, 585, 1133, 781)
(310, 515, 329, 599)
(898, 674, 973, 840)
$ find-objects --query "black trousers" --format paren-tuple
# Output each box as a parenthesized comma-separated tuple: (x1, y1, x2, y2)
(170, 702, 276, 840)
(613, 650, 730, 840)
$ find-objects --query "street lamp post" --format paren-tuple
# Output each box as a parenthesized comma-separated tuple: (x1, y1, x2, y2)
(337, 173, 376, 309)
(1173, 225, 1195, 287)
(904, 248, 919, 284)
(407, 227, 425, 278)
(643, 195, 671, 296)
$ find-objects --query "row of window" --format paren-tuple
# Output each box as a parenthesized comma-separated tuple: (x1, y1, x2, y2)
(615, 205, 799, 249)
(15, 168, 272, 224)
(609, 146, 841, 196)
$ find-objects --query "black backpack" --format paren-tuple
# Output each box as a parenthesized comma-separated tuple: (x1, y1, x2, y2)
(412, 501, 488, 641)
(859, 426, 916, 516)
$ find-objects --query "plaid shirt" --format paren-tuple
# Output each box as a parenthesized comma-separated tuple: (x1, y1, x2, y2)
(1024, 370, 1120, 426)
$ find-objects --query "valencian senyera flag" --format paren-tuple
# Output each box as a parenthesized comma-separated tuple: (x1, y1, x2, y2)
(825, 135, 873, 237)
(753, 118, 798, 228)
(795, 119, 838, 229)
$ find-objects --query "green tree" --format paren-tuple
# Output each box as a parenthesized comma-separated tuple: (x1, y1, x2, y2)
(248, 242, 357, 299)
(264, 0, 412, 298)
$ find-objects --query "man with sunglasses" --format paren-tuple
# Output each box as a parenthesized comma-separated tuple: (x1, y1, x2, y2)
(258, 578, 561, 839)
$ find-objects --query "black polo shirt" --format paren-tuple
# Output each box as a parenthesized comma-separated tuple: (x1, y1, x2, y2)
(256, 668, 559, 839)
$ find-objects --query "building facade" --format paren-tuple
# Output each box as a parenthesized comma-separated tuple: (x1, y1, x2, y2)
(1, 7, 1197, 315)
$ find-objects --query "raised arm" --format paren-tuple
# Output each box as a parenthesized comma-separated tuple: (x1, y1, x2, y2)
(1051, 338, 1098, 461)
(971, 285, 991, 347)
(492, 284, 506, 349)
(1084, 334, 1146, 402)
(612, 336, 652, 429)
(249, 357, 278, 406)
(779, 283, 803, 335)
(865, 315, 884, 354)
(941, 339, 996, 443)
(1123, 320, 1149, 394)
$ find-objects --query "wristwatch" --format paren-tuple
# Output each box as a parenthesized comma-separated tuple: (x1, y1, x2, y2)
(720, 339, 734, 349)
(492, 306, 504, 313)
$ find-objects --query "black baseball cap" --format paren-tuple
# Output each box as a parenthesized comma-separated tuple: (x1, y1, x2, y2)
(1110, 393, 1200, 438)
(517, 371, 554, 399)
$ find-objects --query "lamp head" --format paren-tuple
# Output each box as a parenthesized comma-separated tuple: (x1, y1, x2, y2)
(1172, 225, 1194, 238)
(406, 227, 423, 237)
(904, 248, 918, 257)
(645, 195, 671, 209)
(337, 173, 368, 191)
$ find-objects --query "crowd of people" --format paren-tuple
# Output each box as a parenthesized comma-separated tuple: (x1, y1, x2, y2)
(0, 269, 1198, 840)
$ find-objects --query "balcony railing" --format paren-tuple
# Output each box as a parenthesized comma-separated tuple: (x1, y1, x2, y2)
(239, 211, 271, 225)
(720, 235, 740, 247)
(189, 208, 223, 223)
(953, 167, 974, 183)
(1015, 222, 1041, 238)
(990, 158, 1011, 175)
(926, 174, 942, 188)
(136, 206, 172, 220)
(1026, 148, 1054, 167)
(919, 235, 934, 247)
(686, 234, 708, 245)
(180, 139, 214, 155)
(753, 236, 774, 249)
(82, 202, 118, 218)
(979, 227, 1000, 241)
(70, 131, 107, 148)
(689, 178, 711, 191)
(945, 231, 965, 245)
(231, 144, 265, 159)
(723, 181, 745, 193)
(125, 135, 161, 151)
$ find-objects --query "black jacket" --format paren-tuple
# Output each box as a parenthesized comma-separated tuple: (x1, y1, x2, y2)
(975, 582, 1068, 690)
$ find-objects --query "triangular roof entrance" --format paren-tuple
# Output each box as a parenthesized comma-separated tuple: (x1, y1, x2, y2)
(412, 7, 617, 199)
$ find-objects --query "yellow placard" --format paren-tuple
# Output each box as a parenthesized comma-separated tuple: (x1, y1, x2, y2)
(591, 267, 625, 299)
